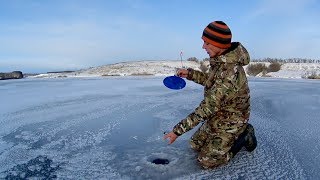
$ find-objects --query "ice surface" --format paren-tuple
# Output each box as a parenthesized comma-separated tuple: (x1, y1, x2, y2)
(0, 77, 320, 179)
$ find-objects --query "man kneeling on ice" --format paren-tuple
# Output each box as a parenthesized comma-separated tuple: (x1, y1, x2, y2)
(164, 21, 257, 169)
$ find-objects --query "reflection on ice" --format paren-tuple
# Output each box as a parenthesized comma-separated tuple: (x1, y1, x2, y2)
(3, 155, 60, 179)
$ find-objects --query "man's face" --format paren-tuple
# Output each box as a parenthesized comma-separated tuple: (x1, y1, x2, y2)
(202, 41, 223, 58)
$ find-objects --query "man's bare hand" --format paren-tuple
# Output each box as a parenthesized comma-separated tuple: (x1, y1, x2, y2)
(176, 69, 188, 78)
(163, 132, 178, 144)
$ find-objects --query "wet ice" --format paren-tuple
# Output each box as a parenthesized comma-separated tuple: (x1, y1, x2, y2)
(0, 77, 320, 179)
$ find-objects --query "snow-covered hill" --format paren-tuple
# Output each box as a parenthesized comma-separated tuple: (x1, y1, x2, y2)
(31, 60, 320, 79)
(267, 63, 320, 78)
(79, 60, 201, 77)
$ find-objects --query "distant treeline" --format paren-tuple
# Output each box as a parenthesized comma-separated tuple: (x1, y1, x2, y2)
(186, 57, 320, 63)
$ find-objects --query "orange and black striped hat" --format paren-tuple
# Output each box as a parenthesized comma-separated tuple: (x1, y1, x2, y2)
(202, 21, 232, 49)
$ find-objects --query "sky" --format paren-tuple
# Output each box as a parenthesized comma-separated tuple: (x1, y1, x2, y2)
(1, 0, 320, 73)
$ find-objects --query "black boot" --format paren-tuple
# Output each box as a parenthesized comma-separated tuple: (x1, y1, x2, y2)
(229, 123, 257, 157)
(230, 128, 247, 157)
(244, 124, 257, 152)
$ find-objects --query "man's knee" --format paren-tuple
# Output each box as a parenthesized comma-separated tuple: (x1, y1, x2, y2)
(190, 138, 202, 151)
(189, 127, 208, 151)
(197, 152, 231, 169)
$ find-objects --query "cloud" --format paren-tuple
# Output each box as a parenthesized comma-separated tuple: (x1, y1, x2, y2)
(0, 57, 84, 72)
(0, 13, 190, 72)
(240, 0, 320, 59)
(1, 22, 105, 63)
(0, 18, 147, 65)
(247, 0, 317, 19)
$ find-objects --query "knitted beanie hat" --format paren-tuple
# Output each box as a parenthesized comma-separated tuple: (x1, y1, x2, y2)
(202, 21, 232, 49)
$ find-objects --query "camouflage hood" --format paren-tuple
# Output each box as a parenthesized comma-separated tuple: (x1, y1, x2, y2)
(209, 42, 250, 66)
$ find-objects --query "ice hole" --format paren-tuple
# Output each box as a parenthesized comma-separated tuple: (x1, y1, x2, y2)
(151, 158, 170, 165)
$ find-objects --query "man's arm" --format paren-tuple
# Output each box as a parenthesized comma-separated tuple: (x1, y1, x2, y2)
(172, 67, 242, 136)
(186, 68, 208, 86)
(177, 68, 208, 86)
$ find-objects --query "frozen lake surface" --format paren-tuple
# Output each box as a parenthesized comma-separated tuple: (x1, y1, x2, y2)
(1, 77, 320, 179)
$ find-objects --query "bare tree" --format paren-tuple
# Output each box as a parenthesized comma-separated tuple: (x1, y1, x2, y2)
(187, 57, 199, 62)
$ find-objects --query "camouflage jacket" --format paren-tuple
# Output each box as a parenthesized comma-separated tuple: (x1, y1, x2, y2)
(173, 42, 250, 136)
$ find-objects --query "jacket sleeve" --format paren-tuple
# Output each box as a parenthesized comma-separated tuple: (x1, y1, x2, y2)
(172, 66, 244, 136)
(186, 68, 208, 86)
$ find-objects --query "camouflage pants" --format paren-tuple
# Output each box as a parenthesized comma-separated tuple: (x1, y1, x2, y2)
(190, 120, 247, 169)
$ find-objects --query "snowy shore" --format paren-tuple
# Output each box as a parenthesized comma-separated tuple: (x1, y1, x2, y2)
(28, 60, 320, 79)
